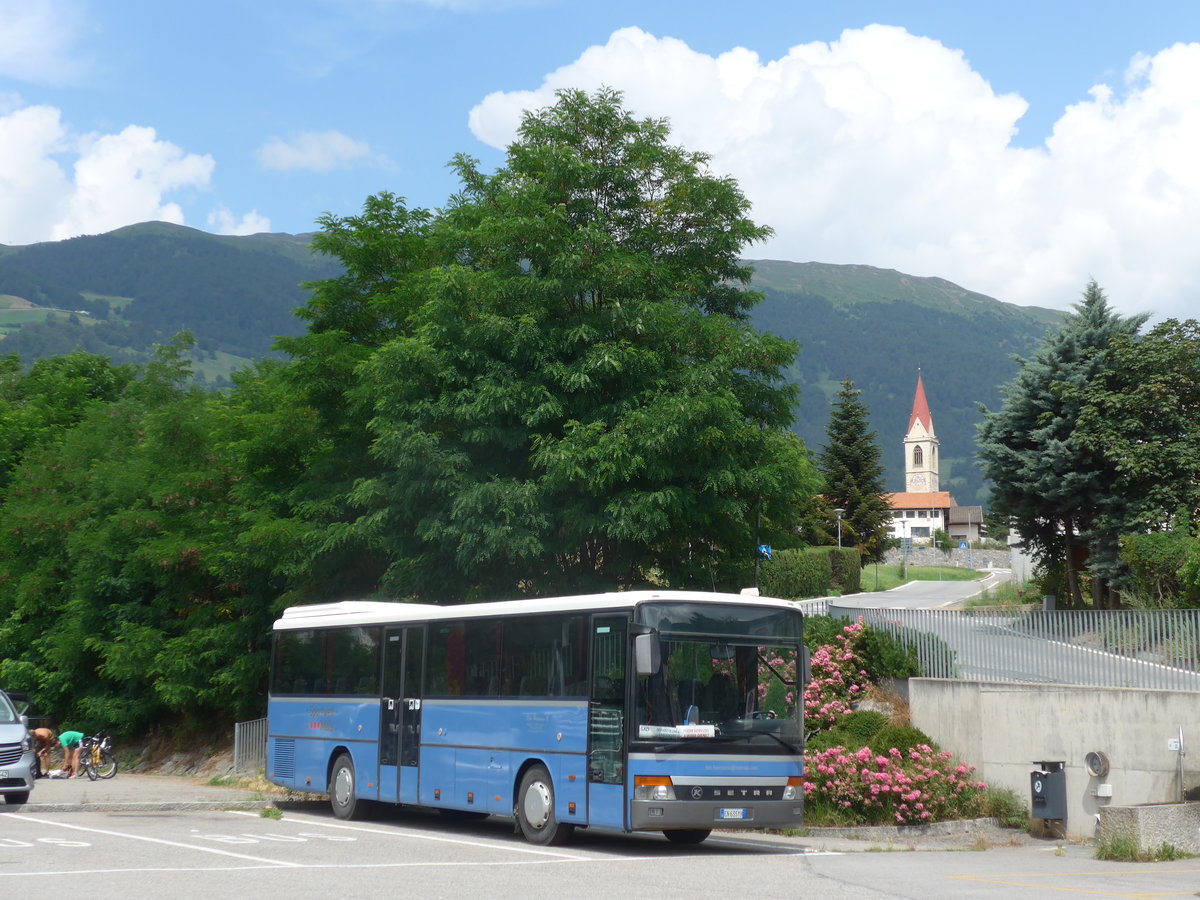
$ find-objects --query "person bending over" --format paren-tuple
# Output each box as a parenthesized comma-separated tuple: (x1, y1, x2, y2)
(58, 730, 84, 777)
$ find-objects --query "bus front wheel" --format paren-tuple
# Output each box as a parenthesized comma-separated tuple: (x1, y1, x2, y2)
(515, 765, 575, 846)
(330, 753, 361, 820)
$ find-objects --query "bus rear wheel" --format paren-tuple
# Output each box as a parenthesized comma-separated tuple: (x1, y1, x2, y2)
(330, 753, 362, 820)
(515, 765, 575, 846)
(664, 829, 712, 845)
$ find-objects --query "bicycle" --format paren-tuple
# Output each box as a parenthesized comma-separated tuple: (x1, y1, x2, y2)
(78, 732, 118, 780)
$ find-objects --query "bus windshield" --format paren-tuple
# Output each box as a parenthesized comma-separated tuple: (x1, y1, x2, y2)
(633, 602, 803, 749)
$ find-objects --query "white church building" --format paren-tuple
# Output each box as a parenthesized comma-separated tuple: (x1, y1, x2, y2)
(884, 371, 983, 545)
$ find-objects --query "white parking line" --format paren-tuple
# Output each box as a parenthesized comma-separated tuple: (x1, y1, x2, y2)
(224, 810, 590, 860)
(3, 814, 303, 869)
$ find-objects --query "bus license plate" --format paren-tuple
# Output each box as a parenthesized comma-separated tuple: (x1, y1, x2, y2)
(719, 808, 747, 820)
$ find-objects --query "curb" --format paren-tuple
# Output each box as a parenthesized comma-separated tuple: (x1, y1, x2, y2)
(2, 800, 277, 814)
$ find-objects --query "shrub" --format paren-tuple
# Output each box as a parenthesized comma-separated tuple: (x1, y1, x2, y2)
(859, 627, 921, 680)
(830, 547, 862, 594)
(839, 710, 889, 745)
(803, 619, 868, 732)
(980, 786, 1028, 830)
(805, 615, 922, 681)
(760, 548, 832, 599)
(804, 744, 985, 826)
(805, 728, 850, 754)
(868, 724, 937, 756)
(803, 615, 844, 653)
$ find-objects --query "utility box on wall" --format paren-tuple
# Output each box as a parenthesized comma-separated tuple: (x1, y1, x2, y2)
(1031, 761, 1067, 821)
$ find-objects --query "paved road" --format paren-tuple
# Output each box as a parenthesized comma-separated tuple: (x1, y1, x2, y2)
(836, 568, 1012, 611)
(3, 796, 1199, 899)
(826, 570, 1200, 689)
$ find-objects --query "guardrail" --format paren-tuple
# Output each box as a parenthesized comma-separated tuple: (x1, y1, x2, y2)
(233, 716, 268, 773)
(845, 607, 1200, 691)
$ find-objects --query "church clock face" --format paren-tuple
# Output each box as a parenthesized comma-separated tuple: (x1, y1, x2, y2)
(909, 473, 927, 490)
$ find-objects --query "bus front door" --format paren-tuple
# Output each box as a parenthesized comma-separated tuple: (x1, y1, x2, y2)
(380, 625, 424, 806)
(588, 615, 628, 830)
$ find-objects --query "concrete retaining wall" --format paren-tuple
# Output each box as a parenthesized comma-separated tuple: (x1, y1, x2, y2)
(908, 679, 1200, 840)
(881, 547, 1011, 570)
(1098, 802, 1200, 855)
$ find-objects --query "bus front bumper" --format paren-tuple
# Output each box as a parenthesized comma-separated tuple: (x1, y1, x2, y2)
(630, 798, 804, 831)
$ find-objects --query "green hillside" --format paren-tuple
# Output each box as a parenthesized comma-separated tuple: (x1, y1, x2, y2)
(0, 224, 1063, 500)
(747, 260, 1062, 504)
(0, 222, 339, 384)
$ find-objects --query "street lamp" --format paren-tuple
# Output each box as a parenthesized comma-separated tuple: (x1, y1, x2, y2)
(834, 508, 845, 548)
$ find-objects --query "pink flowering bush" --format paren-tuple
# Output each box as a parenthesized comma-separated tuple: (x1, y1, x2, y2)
(800, 616, 989, 826)
(804, 744, 986, 826)
(803, 619, 868, 731)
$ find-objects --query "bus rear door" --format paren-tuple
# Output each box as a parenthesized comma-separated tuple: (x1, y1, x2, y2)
(380, 625, 424, 805)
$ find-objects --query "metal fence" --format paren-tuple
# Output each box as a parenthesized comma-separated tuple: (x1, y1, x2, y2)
(850, 607, 1200, 691)
(233, 716, 268, 773)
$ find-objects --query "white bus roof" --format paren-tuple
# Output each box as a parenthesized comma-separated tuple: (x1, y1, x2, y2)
(274, 589, 801, 631)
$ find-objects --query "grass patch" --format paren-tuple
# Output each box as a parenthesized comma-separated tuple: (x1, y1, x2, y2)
(858, 564, 983, 592)
(964, 578, 1043, 610)
(1095, 836, 1193, 862)
(980, 787, 1029, 830)
(207, 774, 242, 787)
(260, 807, 283, 819)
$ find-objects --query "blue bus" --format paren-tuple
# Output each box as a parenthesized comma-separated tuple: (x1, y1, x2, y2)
(266, 589, 808, 845)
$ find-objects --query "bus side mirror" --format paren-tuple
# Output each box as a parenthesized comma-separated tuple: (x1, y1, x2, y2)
(634, 633, 661, 676)
(801, 646, 812, 685)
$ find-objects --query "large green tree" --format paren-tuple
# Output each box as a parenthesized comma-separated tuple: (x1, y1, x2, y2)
(0, 339, 285, 733)
(817, 379, 893, 562)
(1069, 319, 1200, 604)
(977, 281, 1147, 606)
(304, 88, 818, 598)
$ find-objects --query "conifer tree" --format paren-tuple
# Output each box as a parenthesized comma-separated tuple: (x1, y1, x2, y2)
(977, 280, 1147, 607)
(818, 379, 893, 563)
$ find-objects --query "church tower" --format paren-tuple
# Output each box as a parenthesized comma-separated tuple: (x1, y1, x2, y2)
(903, 370, 939, 492)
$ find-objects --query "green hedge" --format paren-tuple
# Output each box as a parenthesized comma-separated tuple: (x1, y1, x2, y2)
(831, 547, 861, 594)
(759, 548, 830, 599)
(760, 546, 861, 599)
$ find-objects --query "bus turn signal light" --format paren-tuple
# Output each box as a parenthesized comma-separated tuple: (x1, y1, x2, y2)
(634, 775, 675, 801)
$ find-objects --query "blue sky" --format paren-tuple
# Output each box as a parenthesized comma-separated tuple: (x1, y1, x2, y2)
(2, 1, 1199, 320)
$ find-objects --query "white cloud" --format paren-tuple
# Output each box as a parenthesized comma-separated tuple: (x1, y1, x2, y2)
(256, 130, 376, 172)
(208, 204, 271, 236)
(0, 0, 89, 84)
(54, 125, 215, 240)
(0, 105, 72, 242)
(468, 26, 1200, 322)
(0, 105, 215, 245)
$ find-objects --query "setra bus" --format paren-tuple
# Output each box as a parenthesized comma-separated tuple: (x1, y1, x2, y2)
(266, 589, 808, 845)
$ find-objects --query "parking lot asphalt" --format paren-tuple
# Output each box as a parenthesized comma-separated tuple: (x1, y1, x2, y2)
(1, 772, 279, 813)
(4, 773, 1043, 855)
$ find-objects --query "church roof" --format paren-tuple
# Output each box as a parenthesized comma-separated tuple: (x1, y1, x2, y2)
(907, 370, 934, 434)
(885, 491, 956, 510)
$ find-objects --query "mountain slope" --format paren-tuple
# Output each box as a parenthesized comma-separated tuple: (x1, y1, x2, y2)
(0, 225, 1062, 501)
(0, 223, 340, 380)
(747, 260, 1062, 504)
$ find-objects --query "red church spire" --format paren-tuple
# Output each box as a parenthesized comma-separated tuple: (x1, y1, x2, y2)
(908, 369, 933, 434)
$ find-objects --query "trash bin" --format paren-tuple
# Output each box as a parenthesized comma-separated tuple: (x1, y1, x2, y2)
(1031, 761, 1066, 821)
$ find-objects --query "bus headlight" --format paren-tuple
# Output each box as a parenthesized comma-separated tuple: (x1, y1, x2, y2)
(634, 775, 676, 801)
(782, 776, 803, 801)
